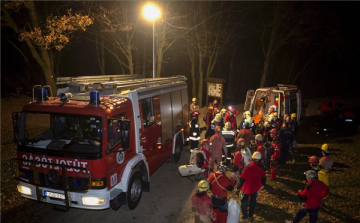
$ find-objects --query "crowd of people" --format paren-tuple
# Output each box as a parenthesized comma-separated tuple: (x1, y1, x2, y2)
(188, 98, 333, 223)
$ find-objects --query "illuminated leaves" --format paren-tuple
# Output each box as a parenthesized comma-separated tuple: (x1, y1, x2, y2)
(19, 9, 93, 51)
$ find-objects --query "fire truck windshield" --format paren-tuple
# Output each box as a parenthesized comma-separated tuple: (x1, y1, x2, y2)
(19, 112, 102, 154)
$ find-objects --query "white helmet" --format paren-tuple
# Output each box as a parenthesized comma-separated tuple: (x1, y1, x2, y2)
(255, 134, 263, 142)
(252, 151, 262, 160)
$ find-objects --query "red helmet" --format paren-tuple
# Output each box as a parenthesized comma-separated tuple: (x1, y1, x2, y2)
(230, 108, 236, 113)
(308, 156, 319, 165)
(191, 111, 199, 117)
(201, 139, 210, 147)
(270, 128, 277, 135)
(215, 126, 222, 133)
(237, 138, 245, 147)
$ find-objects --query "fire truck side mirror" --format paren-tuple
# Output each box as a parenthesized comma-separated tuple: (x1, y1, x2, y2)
(120, 120, 130, 149)
(12, 112, 21, 142)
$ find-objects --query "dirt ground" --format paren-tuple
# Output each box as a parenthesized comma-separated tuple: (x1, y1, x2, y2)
(1, 97, 360, 223)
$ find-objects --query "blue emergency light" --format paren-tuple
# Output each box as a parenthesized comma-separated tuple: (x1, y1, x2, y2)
(90, 91, 100, 105)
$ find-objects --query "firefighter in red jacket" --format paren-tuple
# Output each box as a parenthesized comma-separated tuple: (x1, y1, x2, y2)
(192, 180, 217, 223)
(225, 108, 239, 131)
(208, 163, 234, 223)
(255, 134, 265, 163)
(286, 170, 329, 223)
(237, 151, 266, 223)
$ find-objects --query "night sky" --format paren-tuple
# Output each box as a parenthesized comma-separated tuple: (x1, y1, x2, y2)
(1, 1, 359, 104)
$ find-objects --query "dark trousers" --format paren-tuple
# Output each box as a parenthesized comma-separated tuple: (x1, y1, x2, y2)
(280, 143, 290, 164)
(240, 192, 258, 219)
(293, 206, 319, 223)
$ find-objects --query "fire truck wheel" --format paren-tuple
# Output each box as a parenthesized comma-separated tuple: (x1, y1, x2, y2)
(173, 137, 183, 163)
(123, 171, 143, 210)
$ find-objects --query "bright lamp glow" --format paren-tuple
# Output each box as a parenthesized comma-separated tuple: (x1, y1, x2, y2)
(17, 185, 32, 196)
(82, 196, 106, 206)
(143, 4, 161, 21)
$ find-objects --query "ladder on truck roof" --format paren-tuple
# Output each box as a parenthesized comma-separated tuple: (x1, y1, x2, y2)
(56, 74, 187, 97)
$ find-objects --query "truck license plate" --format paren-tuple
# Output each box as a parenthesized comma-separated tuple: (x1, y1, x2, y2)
(44, 191, 65, 200)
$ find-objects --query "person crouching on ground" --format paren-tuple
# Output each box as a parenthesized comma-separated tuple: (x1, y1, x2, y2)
(285, 170, 329, 223)
(192, 180, 217, 223)
(208, 162, 234, 223)
(236, 151, 266, 223)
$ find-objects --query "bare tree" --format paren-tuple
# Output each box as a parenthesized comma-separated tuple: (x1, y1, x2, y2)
(1, 1, 92, 92)
(183, 2, 243, 106)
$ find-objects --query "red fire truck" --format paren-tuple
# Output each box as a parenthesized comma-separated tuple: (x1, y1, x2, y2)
(11, 75, 189, 211)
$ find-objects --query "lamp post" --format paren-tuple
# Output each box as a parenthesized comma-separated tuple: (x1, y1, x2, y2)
(143, 4, 161, 79)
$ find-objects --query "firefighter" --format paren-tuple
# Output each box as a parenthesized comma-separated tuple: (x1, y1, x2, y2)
(237, 151, 266, 223)
(237, 121, 253, 148)
(279, 122, 294, 165)
(319, 144, 334, 172)
(270, 128, 280, 180)
(255, 134, 265, 164)
(192, 180, 217, 223)
(197, 139, 211, 179)
(208, 162, 234, 223)
(205, 103, 215, 139)
(238, 111, 251, 130)
(210, 126, 227, 171)
(189, 111, 201, 152)
(190, 98, 200, 113)
(225, 108, 239, 131)
(308, 156, 330, 195)
(222, 122, 236, 166)
(286, 170, 329, 223)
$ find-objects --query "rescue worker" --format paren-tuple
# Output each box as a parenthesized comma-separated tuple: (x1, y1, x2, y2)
(190, 98, 200, 113)
(287, 113, 297, 163)
(237, 121, 253, 148)
(222, 122, 236, 166)
(213, 99, 219, 109)
(210, 126, 227, 171)
(208, 162, 234, 223)
(270, 128, 280, 180)
(189, 111, 201, 152)
(238, 111, 251, 130)
(237, 151, 266, 223)
(199, 139, 211, 179)
(286, 170, 329, 223)
(279, 122, 294, 165)
(192, 180, 217, 223)
(262, 121, 272, 142)
(233, 138, 245, 173)
(225, 108, 239, 131)
(240, 138, 253, 168)
(308, 156, 330, 196)
(205, 103, 215, 139)
(255, 134, 265, 164)
(319, 144, 334, 172)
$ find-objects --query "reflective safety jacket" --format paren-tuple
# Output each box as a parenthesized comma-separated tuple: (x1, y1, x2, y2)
(189, 119, 201, 141)
(222, 129, 236, 149)
(298, 179, 329, 209)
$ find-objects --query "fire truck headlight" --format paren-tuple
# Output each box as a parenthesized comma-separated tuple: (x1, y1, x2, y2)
(17, 185, 32, 196)
(82, 196, 106, 206)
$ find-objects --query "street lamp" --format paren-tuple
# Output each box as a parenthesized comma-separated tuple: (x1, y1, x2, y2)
(143, 3, 161, 79)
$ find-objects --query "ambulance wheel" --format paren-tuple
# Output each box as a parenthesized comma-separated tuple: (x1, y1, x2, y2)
(173, 137, 183, 163)
(122, 171, 143, 210)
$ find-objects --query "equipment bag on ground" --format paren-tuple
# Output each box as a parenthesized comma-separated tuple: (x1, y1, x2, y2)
(178, 165, 202, 177)
(227, 198, 240, 223)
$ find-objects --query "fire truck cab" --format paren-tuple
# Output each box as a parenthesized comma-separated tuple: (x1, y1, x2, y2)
(244, 84, 305, 123)
(11, 75, 189, 211)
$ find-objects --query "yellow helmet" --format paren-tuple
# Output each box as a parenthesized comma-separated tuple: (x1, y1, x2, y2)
(291, 113, 297, 118)
(198, 180, 210, 192)
(225, 122, 232, 130)
(321, 144, 328, 151)
(192, 98, 197, 102)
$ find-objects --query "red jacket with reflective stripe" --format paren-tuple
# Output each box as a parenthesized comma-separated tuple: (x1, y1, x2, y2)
(298, 179, 329, 209)
(240, 162, 266, 194)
